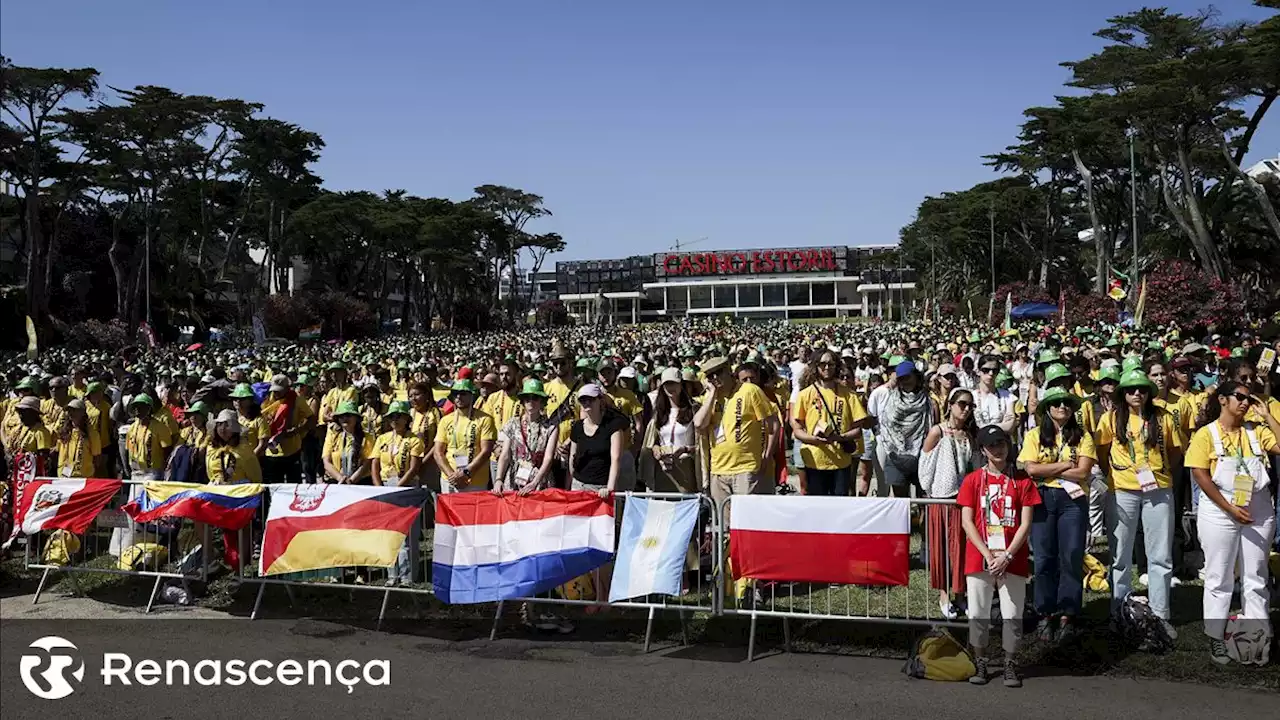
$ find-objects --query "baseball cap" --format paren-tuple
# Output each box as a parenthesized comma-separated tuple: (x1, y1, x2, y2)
(977, 425, 1010, 448)
(895, 361, 916, 378)
(577, 383, 604, 400)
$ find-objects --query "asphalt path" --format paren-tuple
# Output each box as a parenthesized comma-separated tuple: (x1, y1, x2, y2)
(1, 592, 1275, 719)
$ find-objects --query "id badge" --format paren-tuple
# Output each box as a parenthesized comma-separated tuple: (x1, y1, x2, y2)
(1059, 479, 1085, 500)
(453, 453, 470, 472)
(1231, 474, 1254, 507)
(515, 460, 534, 485)
(986, 525, 1007, 551)
(61, 465, 73, 478)
(1136, 466, 1158, 492)
(713, 425, 726, 444)
(813, 420, 828, 437)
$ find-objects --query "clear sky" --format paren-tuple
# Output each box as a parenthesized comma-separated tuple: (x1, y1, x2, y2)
(3, 0, 1276, 264)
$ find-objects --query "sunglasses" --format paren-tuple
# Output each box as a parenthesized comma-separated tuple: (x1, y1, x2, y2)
(1124, 387, 1148, 395)
(1228, 393, 1253, 404)
(1046, 399, 1073, 409)
(952, 400, 973, 409)
(980, 367, 999, 374)
(817, 361, 836, 368)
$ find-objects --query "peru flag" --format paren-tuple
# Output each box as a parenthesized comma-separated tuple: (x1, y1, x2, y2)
(729, 496, 910, 586)
(3, 477, 122, 548)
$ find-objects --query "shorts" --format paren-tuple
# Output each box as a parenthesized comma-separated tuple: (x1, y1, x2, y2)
(877, 445, 919, 488)
(792, 439, 805, 469)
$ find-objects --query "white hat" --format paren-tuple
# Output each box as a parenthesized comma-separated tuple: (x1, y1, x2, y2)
(659, 367, 682, 385)
(841, 348, 855, 359)
(214, 409, 242, 433)
(618, 366, 637, 379)
(577, 383, 604, 399)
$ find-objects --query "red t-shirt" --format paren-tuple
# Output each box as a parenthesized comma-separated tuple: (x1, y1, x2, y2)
(956, 467, 1041, 578)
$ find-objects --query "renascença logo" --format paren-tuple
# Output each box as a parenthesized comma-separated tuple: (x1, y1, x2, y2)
(18, 635, 390, 699)
(20, 636, 85, 700)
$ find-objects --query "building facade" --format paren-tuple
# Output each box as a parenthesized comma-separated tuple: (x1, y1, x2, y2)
(556, 244, 916, 323)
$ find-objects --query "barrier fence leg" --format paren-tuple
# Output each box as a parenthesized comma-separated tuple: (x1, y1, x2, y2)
(284, 585, 297, 609)
(376, 588, 391, 632)
(679, 610, 689, 647)
(201, 524, 211, 583)
(251, 583, 267, 620)
(143, 576, 163, 614)
(746, 612, 758, 663)
(782, 616, 792, 654)
(489, 601, 505, 641)
(643, 606, 656, 653)
(31, 567, 53, 605)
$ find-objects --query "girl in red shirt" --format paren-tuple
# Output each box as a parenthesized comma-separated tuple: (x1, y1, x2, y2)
(958, 425, 1041, 687)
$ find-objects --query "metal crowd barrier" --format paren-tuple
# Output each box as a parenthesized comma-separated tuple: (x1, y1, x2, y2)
(488, 491, 720, 653)
(718, 495, 964, 661)
(23, 477, 211, 613)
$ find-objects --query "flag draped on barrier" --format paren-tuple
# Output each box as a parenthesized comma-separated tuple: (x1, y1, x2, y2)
(729, 496, 910, 586)
(259, 484, 429, 576)
(433, 489, 614, 604)
(123, 482, 263, 530)
(4, 475, 121, 548)
(609, 497, 698, 602)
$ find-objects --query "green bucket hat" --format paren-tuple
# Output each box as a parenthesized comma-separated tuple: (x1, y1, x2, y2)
(16, 376, 39, 391)
(295, 373, 314, 387)
(1036, 349, 1061, 366)
(1096, 367, 1122, 385)
(130, 393, 155, 408)
(85, 381, 106, 395)
(186, 401, 211, 415)
(1117, 368, 1155, 392)
(396, 361, 410, 370)
(327, 361, 348, 372)
(517, 378, 548, 399)
(1104, 337, 1121, 349)
(229, 383, 256, 399)
(1043, 363, 1071, 386)
(384, 400, 411, 418)
(531, 363, 546, 373)
(1121, 356, 1143, 373)
(1230, 347, 1245, 358)
(334, 400, 361, 418)
(887, 355, 907, 367)
(1038, 387, 1081, 413)
(450, 379, 479, 395)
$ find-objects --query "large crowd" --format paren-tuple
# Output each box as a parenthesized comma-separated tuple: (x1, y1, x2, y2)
(2, 317, 1278, 683)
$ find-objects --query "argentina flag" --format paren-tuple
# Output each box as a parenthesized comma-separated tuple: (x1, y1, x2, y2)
(609, 497, 699, 602)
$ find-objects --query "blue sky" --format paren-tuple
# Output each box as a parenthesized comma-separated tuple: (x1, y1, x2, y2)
(3, 0, 1276, 264)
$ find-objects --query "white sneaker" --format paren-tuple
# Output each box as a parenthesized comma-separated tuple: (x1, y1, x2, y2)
(939, 598, 958, 620)
(1138, 573, 1149, 587)
(1170, 577, 1183, 587)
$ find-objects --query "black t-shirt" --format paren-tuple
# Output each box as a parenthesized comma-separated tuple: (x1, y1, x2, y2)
(570, 410, 628, 486)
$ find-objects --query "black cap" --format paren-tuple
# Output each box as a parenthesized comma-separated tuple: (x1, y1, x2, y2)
(977, 425, 1010, 448)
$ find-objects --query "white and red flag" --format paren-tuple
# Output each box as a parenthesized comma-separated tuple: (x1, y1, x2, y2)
(3, 474, 121, 549)
(729, 496, 910, 586)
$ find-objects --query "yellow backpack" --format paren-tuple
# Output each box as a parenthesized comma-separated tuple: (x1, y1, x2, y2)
(42, 530, 81, 566)
(1084, 553, 1110, 593)
(903, 628, 976, 682)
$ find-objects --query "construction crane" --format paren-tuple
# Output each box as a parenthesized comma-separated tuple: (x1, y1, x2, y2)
(669, 236, 710, 253)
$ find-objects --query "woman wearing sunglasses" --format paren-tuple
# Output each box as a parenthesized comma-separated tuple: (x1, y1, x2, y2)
(920, 388, 981, 619)
(972, 355, 1016, 437)
(1018, 387, 1096, 643)
(1095, 368, 1184, 639)
(1184, 381, 1279, 664)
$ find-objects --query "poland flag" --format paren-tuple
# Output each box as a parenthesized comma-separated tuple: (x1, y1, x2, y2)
(729, 496, 910, 586)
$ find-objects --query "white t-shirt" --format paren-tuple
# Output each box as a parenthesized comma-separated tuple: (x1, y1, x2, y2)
(788, 361, 808, 406)
(972, 387, 1014, 430)
(657, 409, 696, 448)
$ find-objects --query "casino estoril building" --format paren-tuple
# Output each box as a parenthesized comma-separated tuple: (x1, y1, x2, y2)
(554, 245, 917, 324)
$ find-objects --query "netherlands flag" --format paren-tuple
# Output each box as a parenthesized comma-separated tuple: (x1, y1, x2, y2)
(729, 496, 910, 586)
(433, 490, 615, 604)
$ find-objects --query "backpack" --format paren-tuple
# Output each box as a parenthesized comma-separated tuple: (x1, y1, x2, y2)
(1224, 615, 1272, 666)
(1117, 594, 1174, 653)
(903, 628, 976, 681)
(165, 445, 207, 485)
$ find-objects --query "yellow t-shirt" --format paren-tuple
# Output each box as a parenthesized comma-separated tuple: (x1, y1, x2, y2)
(322, 430, 375, 475)
(433, 410, 498, 488)
(1175, 391, 1204, 439)
(86, 398, 113, 451)
(43, 399, 68, 434)
(411, 405, 440, 444)
(1154, 392, 1188, 445)
(373, 430, 427, 482)
(1076, 398, 1098, 437)
(1184, 421, 1276, 476)
(238, 414, 269, 454)
(261, 398, 314, 458)
(431, 384, 452, 405)
(320, 386, 359, 422)
(1017, 426, 1097, 489)
(793, 384, 867, 470)
(4, 419, 55, 456)
(1244, 395, 1280, 425)
(206, 443, 263, 485)
(126, 420, 174, 473)
(709, 382, 776, 476)
(360, 404, 384, 437)
(1095, 410, 1184, 491)
(481, 391, 520, 430)
(544, 378, 578, 445)
(181, 425, 211, 450)
(605, 386, 643, 445)
(56, 426, 102, 478)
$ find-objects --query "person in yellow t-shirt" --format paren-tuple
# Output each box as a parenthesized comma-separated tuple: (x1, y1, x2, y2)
(84, 382, 113, 476)
(373, 402, 426, 487)
(322, 401, 375, 484)
(180, 402, 212, 450)
(791, 350, 867, 495)
(544, 348, 580, 477)
(694, 356, 779, 508)
(125, 394, 173, 478)
(6, 397, 55, 464)
(206, 410, 263, 485)
(408, 382, 442, 492)
(599, 361, 644, 450)
(260, 377, 314, 484)
(230, 383, 268, 456)
(1094, 369, 1183, 625)
(1183, 380, 1279, 661)
(481, 371, 520, 433)
(1017, 387, 1097, 638)
(433, 379, 497, 493)
(320, 362, 360, 425)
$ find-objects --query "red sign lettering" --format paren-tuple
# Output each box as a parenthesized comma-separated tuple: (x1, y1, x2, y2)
(659, 248, 840, 277)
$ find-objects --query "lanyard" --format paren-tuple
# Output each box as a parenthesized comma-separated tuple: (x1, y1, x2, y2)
(980, 468, 1016, 518)
(813, 385, 842, 433)
(1124, 419, 1151, 468)
(451, 412, 473, 453)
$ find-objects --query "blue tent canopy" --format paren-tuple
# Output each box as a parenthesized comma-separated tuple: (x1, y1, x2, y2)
(1010, 302, 1059, 320)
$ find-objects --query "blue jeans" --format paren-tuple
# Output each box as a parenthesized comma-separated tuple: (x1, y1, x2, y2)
(1031, 486, 1088, 617)
(806, 467, 851, 496)
(393, 505, 424, 584)
(1108, 487, 1174, 620)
